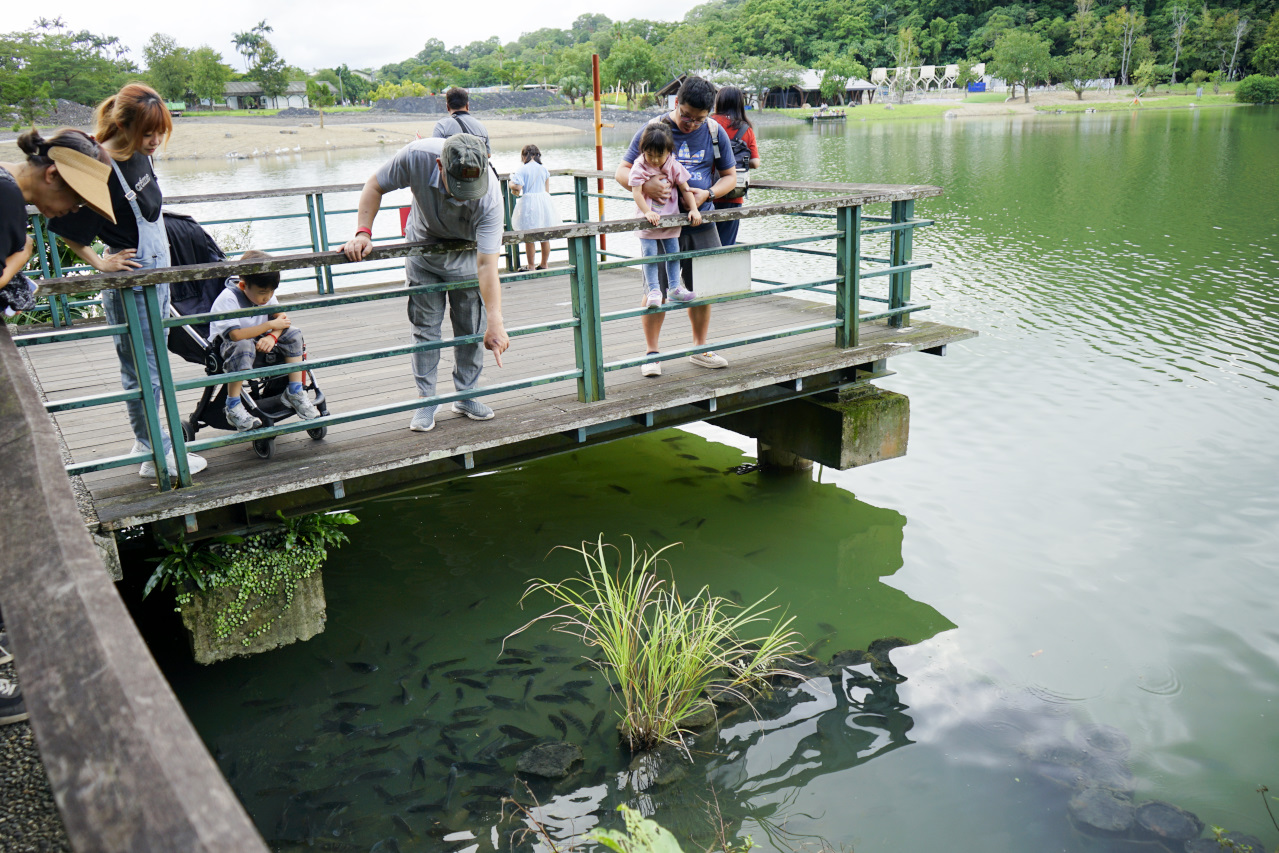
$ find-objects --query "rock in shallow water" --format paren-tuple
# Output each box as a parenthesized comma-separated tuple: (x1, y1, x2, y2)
(515, 742, 582, 779)
(1068, 786, 1136, 834)
(1074, 724, 1132, 759)
(1135, 800, 1205, 842)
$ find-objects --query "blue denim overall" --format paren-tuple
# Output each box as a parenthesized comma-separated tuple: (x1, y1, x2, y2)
(101, 158, 173, 454)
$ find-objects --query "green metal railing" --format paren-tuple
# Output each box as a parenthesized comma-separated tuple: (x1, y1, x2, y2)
(19, 173, 938, 491)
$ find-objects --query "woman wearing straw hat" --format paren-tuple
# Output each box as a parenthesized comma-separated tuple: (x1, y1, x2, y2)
(50, 82, 207, 478)
(0, 126, 116, 727)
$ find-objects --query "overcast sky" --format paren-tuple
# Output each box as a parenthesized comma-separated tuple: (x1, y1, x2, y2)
(26, 0, 700, 72)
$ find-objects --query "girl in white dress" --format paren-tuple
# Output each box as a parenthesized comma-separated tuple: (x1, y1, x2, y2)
(509, 144, 557, 271)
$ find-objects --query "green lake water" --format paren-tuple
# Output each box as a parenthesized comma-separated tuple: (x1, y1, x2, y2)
(141, 106, 1279, 852)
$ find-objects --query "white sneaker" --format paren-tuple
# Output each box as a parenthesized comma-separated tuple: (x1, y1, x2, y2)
(641, 359, 661, 377)
(409, 404, 437, 433)
(282, 387, 320, 420)
(644, 289, 663, 309)
(690, 351, 728, 369)
(133, 441, 209, 478)
(225, 403, 262, 431)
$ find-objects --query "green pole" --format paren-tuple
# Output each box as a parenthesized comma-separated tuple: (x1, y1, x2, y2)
(31, 216, 62, 328)
(567, 234, 605, 402)
(835, 204, 862, 348)
(573, 176, 591, 224)
(889, 198, 914, 328)
(305, 194, 325, 294)
(315, 192, 335, 294)
(501, 177, 518, 272)
(119, 289, 172, 490)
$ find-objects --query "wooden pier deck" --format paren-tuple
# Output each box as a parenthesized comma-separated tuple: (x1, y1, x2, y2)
(23, 267, 974, 534)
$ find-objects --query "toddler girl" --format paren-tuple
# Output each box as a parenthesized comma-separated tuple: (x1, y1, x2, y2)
(629, 123, 700, 308)
(509, 144, 556, 271)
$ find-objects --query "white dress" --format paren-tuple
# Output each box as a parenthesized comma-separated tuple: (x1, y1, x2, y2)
(510, 161, 558, 231)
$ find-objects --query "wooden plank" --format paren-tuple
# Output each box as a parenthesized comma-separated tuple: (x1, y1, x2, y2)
(0, 325, 268, 852)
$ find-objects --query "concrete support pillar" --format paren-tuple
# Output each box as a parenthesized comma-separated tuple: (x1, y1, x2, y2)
(757, 441, 815, 473)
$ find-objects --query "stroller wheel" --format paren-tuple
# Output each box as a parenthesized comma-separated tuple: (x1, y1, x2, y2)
(181, 420, 196, 443)
(307, 426, 328, 440)
(252, 438, 275, 460)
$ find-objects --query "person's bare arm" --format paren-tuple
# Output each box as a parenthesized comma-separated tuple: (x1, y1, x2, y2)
(60, 238, 139, 272)
(341, 175, 385, 261)
(633, 185, 661, 225)
(616, 161, 671, 204)
(1, 239, 33, 289)
(476, 252, 508, 367)
(693, 168, 738, 207)
(227, 316, 289, 342)
(676, 181, 702, 227)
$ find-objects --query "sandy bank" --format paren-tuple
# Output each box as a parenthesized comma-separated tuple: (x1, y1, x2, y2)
(0, 117, 585, 163)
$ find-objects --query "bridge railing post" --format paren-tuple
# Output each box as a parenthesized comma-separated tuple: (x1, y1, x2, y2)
(835, 204, 862, 348)
(119, 288, 173, 490)
(889, 198, 915, 328)
(567, 233, 605, 403)
(30, 216, 63, 329)
(313, 191, 335, 294)
(141, 284, 192, 488)
(501, 176, 519, 272)
(573, 175, 591, 224)
(305, 193, 326, 294)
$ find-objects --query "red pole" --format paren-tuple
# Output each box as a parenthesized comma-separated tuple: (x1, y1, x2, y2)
(592, 54, 606, 255)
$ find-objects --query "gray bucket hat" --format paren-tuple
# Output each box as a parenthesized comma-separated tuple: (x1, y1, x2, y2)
(441, 134, 490, 200)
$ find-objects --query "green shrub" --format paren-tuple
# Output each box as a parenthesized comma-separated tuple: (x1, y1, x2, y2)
(1235, 74, 1279, 104)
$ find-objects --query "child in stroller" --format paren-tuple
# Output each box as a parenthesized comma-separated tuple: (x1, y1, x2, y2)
(168, 249, 329, 460)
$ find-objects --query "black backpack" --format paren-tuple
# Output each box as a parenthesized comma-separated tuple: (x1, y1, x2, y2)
(722, 123, 752, 200)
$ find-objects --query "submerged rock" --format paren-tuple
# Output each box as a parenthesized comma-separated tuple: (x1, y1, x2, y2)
(627, 744, 688, 789)
(515, 742, 582, 779)
(681, 703, 717, 729)
(1068, 786, 1136, 835)
(1135, 801, 1205, 843)
(829, 649, 870, 668)
(1185, 832, 1266, 853)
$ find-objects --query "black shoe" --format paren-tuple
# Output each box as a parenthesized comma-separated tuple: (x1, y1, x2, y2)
(0, 631, 11, 665)
(0, 677, 29, 725)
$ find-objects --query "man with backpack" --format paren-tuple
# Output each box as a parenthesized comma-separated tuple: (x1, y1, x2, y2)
(614, 76, 738, 378)
(433, 87, 491, 154)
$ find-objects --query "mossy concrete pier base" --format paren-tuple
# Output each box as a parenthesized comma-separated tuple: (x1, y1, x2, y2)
(179, 571, 327, 665)
(714, 386, 909, 470)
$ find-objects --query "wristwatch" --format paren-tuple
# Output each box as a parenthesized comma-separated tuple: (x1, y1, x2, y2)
(707, 186, 717, 201)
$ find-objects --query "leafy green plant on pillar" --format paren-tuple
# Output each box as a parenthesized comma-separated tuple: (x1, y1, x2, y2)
(145, 511, 358, 645)
(588, 805, 686, 853)
(509, 536, 802, 752)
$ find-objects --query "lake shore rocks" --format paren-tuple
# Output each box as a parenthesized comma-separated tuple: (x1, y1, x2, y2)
(1068, 785, 1136, 835)
(1135, 801, 1206, 843)
(515, 741, 582, 779)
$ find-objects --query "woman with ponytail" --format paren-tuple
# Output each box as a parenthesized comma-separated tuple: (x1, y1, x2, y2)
(49, 82, 207, 478)
(0, 128, 114, 317)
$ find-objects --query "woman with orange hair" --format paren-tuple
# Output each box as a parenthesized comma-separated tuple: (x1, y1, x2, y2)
(51, 82, 207, 478)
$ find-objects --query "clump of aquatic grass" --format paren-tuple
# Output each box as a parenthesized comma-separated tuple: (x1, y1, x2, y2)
(509, 536, 802, 752)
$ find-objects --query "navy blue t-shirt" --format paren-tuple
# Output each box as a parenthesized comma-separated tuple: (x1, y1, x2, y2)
(623, 117, 735, 212)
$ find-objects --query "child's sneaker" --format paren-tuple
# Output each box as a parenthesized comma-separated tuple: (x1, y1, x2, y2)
(668, 285, 696, 303)
(0, 677, 28, 726)
(225, 403, 262, 431)
(644, 288, 663, 309)
(282, 388, 320, 420)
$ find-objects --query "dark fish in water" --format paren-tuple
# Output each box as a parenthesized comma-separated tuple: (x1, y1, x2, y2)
(411, 638, 433, 652)
(346, 662, 378, 674)
(455, 687, 464, 701)
(353, 768, 399, 782)
(502, 648, 535, 658)
(495, 739, 538, 758)
(311, 799, 353, 811)
(516, 667, 545, 678)
(396, 679, 411, 705)
(411, 756, 427, 784)
(541, 655, 577, 664)
(497, 657, 531, 665)
(678, 453, 699, 460)
(727, 589, 744, 604)
(561, 710, 588, 736)
(466, 785, 513, 798)
(487, 695, 522, 711)
(253, 786, 293, 797)
(534, 694, 570, 705)
(444, 669, 481, 679)
(419, 672, 431, 690)
(499, 724, 538, 740)
(534, 644, 562, 653)
(695, 466, 720, 474)
(483, 668, 506, 678)
(401, 635, 411, 646)
(427, 658, 465, 673)
(442, 719, 483, 732)
(522, 676, 535, 704)
(330, 686, 364, 698)
(609, 484, 631, 494)
(695, 518, 706, 528)
(340, 722, 381, 737)
(425, 692, 441, 708)
(572, 661, 598, 672)
(384, 641, 391, 655)
(742, 547, 766, 558)
(548, 714, 568, 738)
(406, 803, 443, 814)
(588, 710, 606, 736)
(334, 702, 379, 712)
(242, 698, 281, 707)
(455, 760, 500, 774)
(392, 814, 415, 838)
(661, 436, 682, 443)
(649, 529, 669, 541)
(562, 689, 591, 705)
(380, 726, 416, 739)
(439, 732, 459, 756)
(560, 680, 593, 691)
(454, 677, 487, 690)
(370, 839, 402, 853)
(359, 745, 394, 758)
(451, 706, 486, 718)
(445, 764, 458, 808)
(468, 597, 486, 610)
(817, 622, 838, 635)
(276, 759, 317, 771)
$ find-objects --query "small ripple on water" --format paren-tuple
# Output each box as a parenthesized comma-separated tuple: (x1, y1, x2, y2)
(1134, 663, 1184, 697)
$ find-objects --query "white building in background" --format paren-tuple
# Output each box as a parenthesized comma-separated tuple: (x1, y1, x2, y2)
(222, 81, 337, 110)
